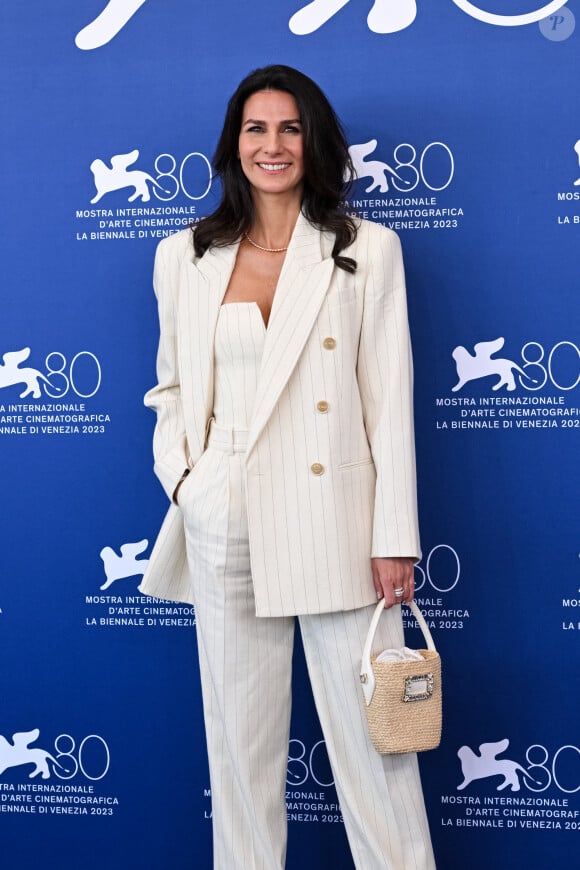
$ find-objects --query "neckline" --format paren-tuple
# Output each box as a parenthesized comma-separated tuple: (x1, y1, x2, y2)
(220, 301, 268, 330)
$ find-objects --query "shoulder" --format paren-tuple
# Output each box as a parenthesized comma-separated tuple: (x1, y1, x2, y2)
(154, 226, 195, 263)
(350, 218, 402, 264)
(152, 228, 195, 297)
(354, 217, 400, 247)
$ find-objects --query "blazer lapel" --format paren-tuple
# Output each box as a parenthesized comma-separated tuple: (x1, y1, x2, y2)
(178, 240, 239, 458)
(247, 213, 335, 457)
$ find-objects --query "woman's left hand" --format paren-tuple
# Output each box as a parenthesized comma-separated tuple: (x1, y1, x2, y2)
(371, 557, 415, 608)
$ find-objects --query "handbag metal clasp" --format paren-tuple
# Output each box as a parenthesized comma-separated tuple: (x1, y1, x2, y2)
(403, 673, 434, 702)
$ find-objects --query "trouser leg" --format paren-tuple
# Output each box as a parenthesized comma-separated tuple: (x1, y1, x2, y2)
(299, 604, 436, 870)
(183, 447, 295, 870)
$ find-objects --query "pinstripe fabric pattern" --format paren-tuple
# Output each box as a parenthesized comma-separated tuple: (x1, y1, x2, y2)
(182, 441, 294, 870)
(141, 213, 420, 616)
(179, 308, 434, 868)
(299, 607, 435, 869)
(182, 307, 291, 869)
(213, 303, 266, 427)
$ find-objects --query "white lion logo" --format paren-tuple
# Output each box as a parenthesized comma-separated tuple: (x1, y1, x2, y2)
(451, 337, 538, 392)
(290, 1, 568, 35)
(74, 0, 570, 50)
(100, 539, 149, 590)
(574, 139, 580, 186)
(90, 150, 168, 204)
(0, 348, 63, 399)
(457, 739, 541, 792)
(0, 730, 69, 780)
(348, 140, 409, 193)
(290, 0, 417, 35)
(76, 0, 148, 50)
(76, 0, 418, 47)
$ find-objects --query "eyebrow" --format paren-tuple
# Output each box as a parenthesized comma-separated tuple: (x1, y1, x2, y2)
(242, 118, 302, 126)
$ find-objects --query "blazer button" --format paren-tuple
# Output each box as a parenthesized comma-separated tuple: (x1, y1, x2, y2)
(316, 400, 329, 413)
(310, 462, 325, 475)
(323, 337, 336, 350)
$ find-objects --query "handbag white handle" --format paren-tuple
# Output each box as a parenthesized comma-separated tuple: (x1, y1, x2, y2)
(360, 600, 437, 706)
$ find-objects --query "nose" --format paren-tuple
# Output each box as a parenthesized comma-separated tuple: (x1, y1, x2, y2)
(263, 130, 282, 154)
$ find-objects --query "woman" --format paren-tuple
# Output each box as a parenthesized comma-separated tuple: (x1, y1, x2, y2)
(141, 65, 435, 869)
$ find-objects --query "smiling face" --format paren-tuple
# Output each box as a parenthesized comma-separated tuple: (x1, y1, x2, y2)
(238, 90, 304, 202)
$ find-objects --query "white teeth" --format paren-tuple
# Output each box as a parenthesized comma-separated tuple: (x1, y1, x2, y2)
(258, 163, 290, 171)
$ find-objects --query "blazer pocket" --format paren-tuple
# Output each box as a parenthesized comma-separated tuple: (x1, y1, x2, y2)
(176, 455, 203, 506)
(339, 457, 374, 470)
(175, 470, 193, 507)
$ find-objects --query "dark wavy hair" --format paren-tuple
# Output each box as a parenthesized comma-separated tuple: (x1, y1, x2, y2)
(193, 64, 358, 273)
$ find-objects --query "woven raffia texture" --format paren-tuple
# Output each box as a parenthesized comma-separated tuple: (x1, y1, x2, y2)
(365, 650, 442, 754)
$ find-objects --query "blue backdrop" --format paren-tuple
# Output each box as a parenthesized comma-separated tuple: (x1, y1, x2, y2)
(1, 2, 579, 867)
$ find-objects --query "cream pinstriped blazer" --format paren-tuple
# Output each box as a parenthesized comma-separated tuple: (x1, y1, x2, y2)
(139, 212, 420, 616)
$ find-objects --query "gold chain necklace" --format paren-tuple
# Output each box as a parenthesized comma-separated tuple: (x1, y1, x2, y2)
(244, 233, 288, 253)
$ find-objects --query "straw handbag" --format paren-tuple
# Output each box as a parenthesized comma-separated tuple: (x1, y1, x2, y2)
(360, 600, 442, 754)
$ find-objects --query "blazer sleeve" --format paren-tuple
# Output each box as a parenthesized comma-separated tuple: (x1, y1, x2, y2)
(144, 236, 191, 501)
(356, 224, 421, 561)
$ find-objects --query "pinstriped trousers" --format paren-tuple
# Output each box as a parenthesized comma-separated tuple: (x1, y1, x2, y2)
(180, 424, 435, 870)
